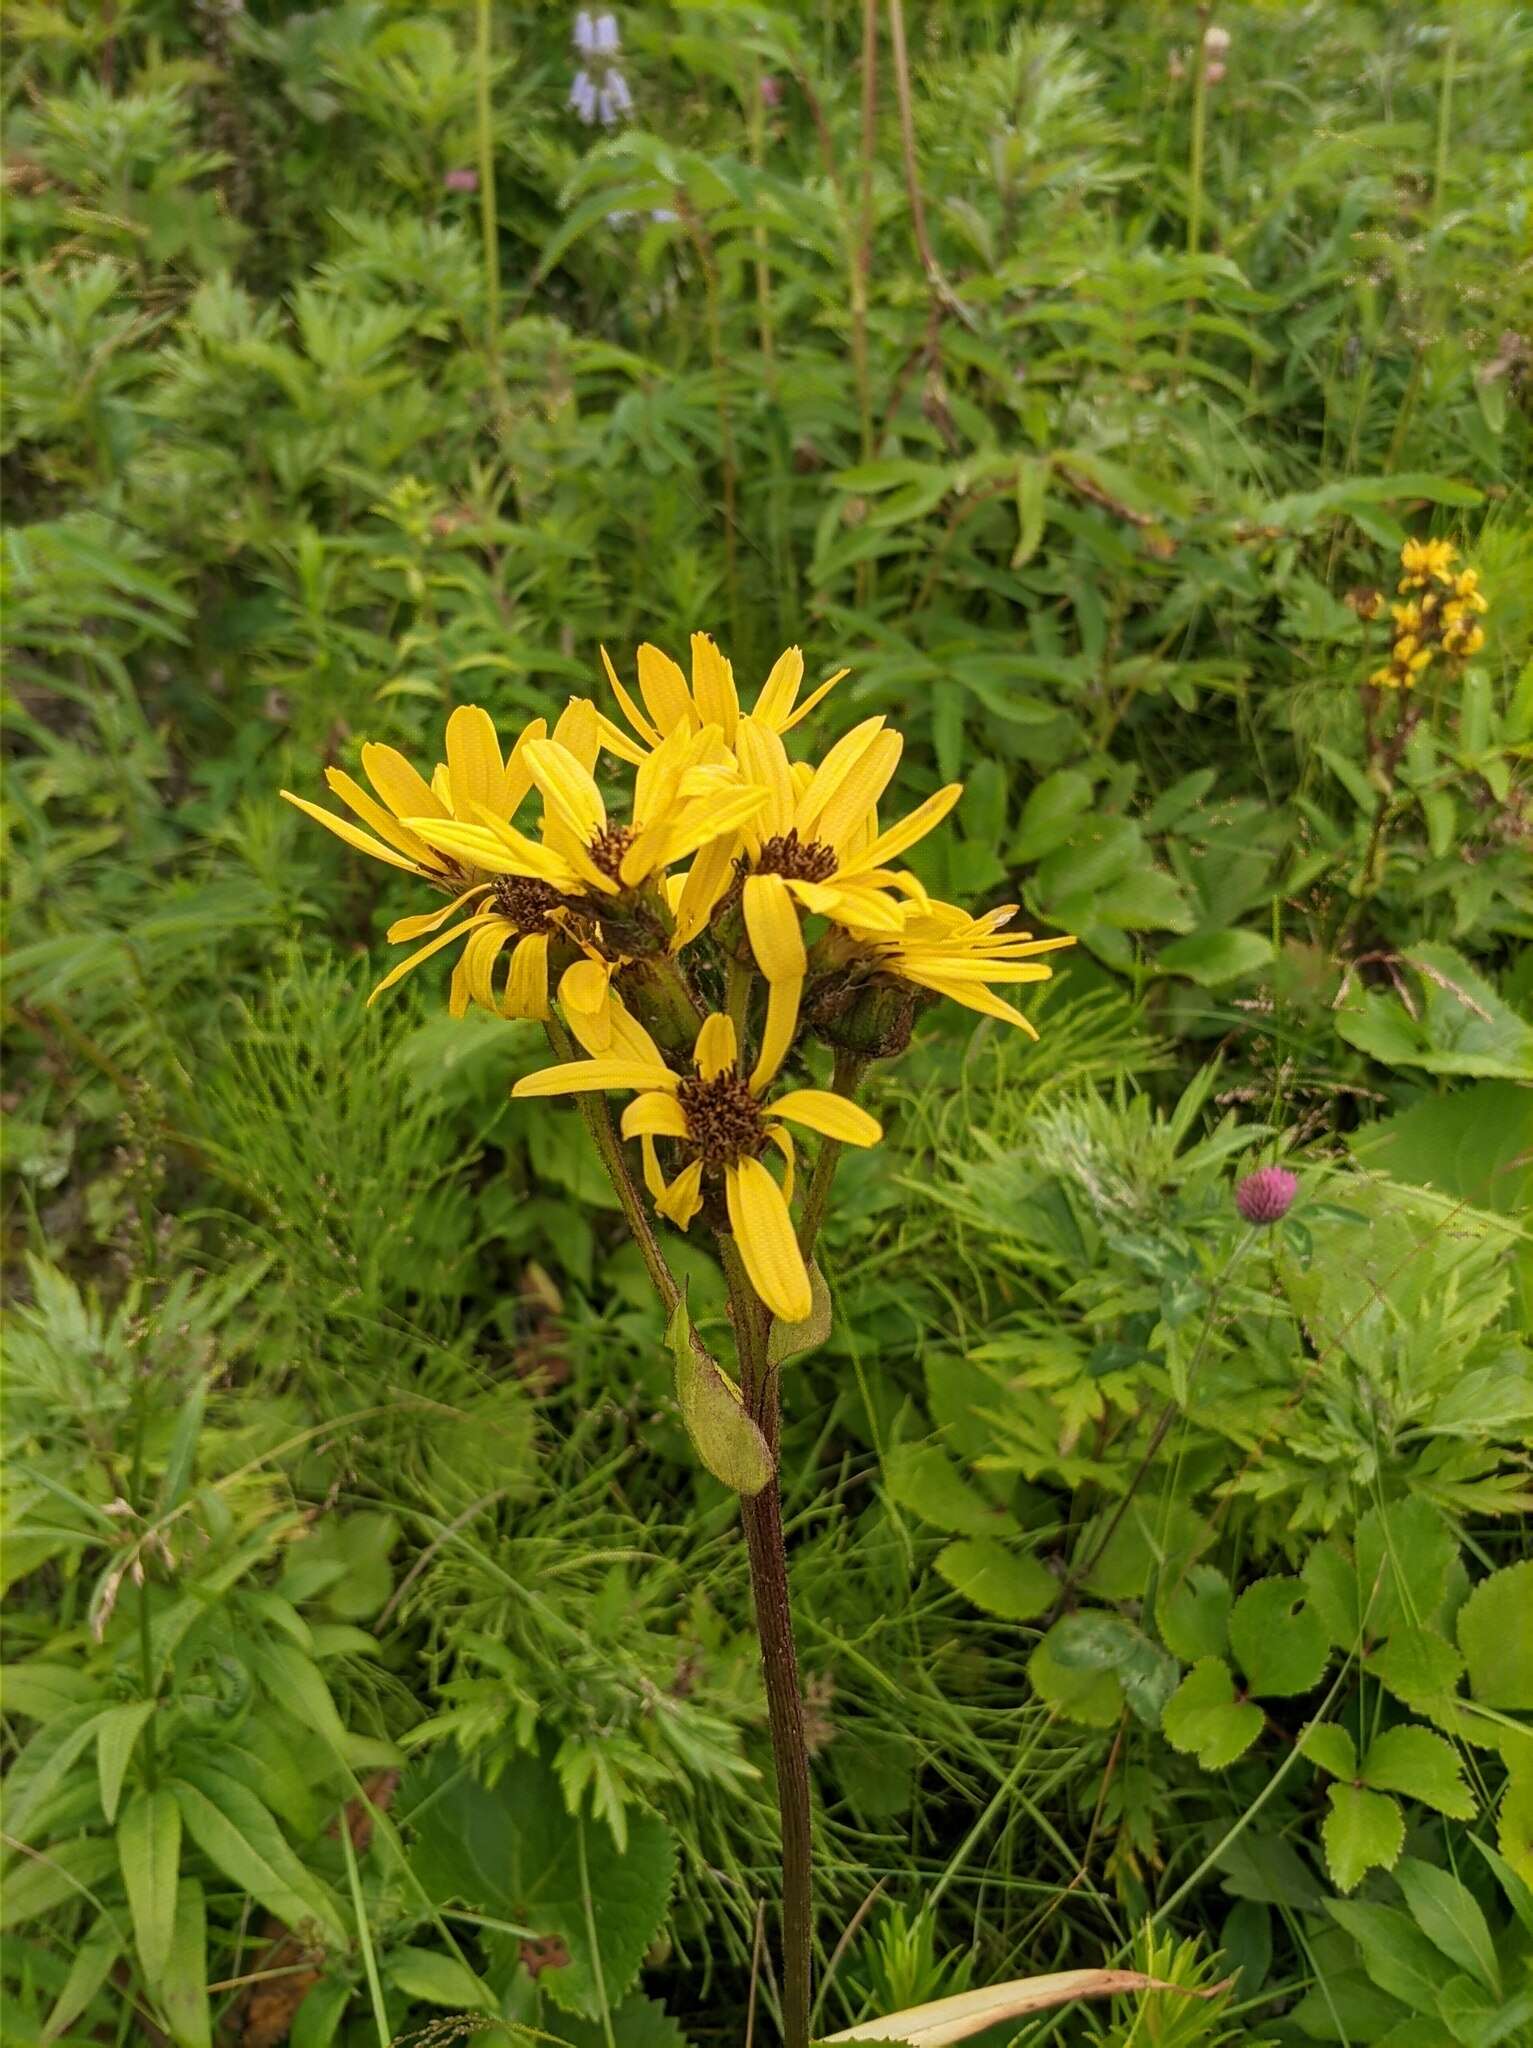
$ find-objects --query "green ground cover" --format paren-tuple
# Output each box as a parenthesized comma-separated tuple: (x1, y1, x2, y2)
(3, 3, 1530, 2043)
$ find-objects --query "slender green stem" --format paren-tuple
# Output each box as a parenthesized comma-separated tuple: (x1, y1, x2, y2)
(720, 1237, 813, 2048)
(1185, 43, 1208, 265)
(686, 207, 741, 647)
(851, 0, 879, 609)
(340, 1811, 392, 2048)
(1432, 27, 1456, 227)
(543, 1017, 680, 1313)
(797, 1049, 868, 1261)
(474, 0, 510, 430)
(129, 1381, 159, 1788)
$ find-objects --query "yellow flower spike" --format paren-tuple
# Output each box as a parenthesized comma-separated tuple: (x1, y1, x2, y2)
(511, 1005, 881, 1322)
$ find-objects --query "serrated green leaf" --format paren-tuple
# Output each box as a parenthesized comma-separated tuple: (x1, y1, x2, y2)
(883, 1442, 1010, 1536)
(1229, 1577, 1331, 1697)
(119, 1786, 181, 1985)
(1362, 1724, 1474, 1819)
(1369, 1626, 1464, 1710)
(936, 1538, 1054, 1620)
(1027, 1627, 1123, 1728)
(1323, 1784, 1405, 1893)
(1301, 1722, 1358, 1781)
(1161, 1658, 1263, 1768)
(1049, 1612, 1179, 1726)
(1458, 1562, 1533, 1709)
(1157, 1564, 1232, 1662)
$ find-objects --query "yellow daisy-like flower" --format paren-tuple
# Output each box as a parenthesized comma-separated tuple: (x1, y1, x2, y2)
(281, 704, 563, 1008)
(1398, 537, 1458, 589)
(866, 901, 1076, 1038)
(600, 633, 849, 758)
(511, 1005, 880, 1323)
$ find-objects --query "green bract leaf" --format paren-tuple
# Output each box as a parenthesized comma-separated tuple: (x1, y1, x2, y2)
(767, 1260, 833, 1365)
(666, 1294, 770, 1497)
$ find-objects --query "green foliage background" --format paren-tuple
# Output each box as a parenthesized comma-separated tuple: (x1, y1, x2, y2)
(2, 3, 1530, 2045)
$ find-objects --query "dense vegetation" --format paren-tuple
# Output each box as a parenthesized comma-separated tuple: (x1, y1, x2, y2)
(3, 3, 1530, 2044)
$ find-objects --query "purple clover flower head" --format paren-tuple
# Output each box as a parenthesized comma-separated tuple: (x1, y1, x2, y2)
(1235, 1165, 1298, 1226)
(443, 167, 478, 193)
(569, 68, 598, 122)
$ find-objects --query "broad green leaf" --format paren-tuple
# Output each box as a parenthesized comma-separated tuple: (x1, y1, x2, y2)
(119, 1786, 181, 1984)
(1046, 1612, 1179, 1727)
(1323, 1784, 1405, 1894)
(0, 1833, 118, 1928)
(935, 1538, 1053, 1621)
(404, 1751, 675, 2020)
(1161, 1658, 1262, 1769)
(1458, 1562, 1533, 1709)
(1362, 1724, 1473, 1819)
(97, 1699, 157, 1825)
(1027, 1628, 1123, 1729)
(251, 1639, 350, 1756)
(550, 1993, 689, 2045)
(1156, 929, 1274, 987)
(386, 1946, 493, 2009)
(883, 1442, 1008, 1536)
(0, 1661, 97, 1719)
(1228, 1578, 1330, 1697)
(1369, 1626, 1465, 1712)
(162, 1878, 212, 2048)
(1327, 1900, 1451, 2012)
(289, 1976, 353, 2048)
(1355, 1499, 1460, 1644)
(1300, 1723, 1357, 1781)
(1156, 1565, 1232, 1663)
(666, 1295, 770, 1497)
(1335, 944, 1533, 1080)
(41, 1912, 120, 2039)
(1009, 770, 1094, 862)
(1395, 1857, 1500, 1995)
(173, 1769, 346, 1944)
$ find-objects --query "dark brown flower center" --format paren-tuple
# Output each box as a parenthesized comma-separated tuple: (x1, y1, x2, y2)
(589, 823, 638, 881)
(489, 874, 567, 931)
(754, 830, 838, 883)
(677, 1070, 765, 1165)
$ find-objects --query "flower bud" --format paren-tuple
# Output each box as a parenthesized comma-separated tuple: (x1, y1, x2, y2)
(1203, 24, 1231, 54)
(443, 167, 478, 193)
(1204, 59, 1226, 85)
(1234, 1165, 1298, 1226)
(810, 976, 924, 1060)
(760, 75, 783, 108)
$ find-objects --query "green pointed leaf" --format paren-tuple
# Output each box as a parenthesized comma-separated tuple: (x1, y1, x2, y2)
(1323, 1784, 1405, 1894)
(1027, 1627, 1123, 1728)
(1228, 1577, 1330, 1697)
(666, 1295, 770, 1497)
(119, 1786, 181, 1985)
(1458, 1562, 1533, 1709)
(1395, 1857, 1500, 1995)
(1327, 1900, 1451, 2011)
(1157, 929, 1274, 987)
(935, 1538, 1054, 1621)
(1369, 1626, 1465, 1711)
(289, 1976, 353, 2048)
(1361, 1724, 1474, 1819)
(41, 1912, 121, 2038)
(0, 1834, 117, 1928)
(173, 1768, 346, 1944)
(162, 1878, 212, 2048)
(386, 1947, 494, 2009)
(1161, 1658, 1263, 1768)
(97, 1700, 157, 1825)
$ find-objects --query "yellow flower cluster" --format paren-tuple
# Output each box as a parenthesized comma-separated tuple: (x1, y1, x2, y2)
(283, 636, 1073, 1321)
(1369, 537, 1488, 689)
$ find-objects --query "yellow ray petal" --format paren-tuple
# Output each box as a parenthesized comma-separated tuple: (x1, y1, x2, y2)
(448, 950, 471, 1019)
(764, 1123, 796, 1204)
(779, 667, 848, 733)
(511, 1059, 673, 1098)
(637, 643, 695, 736)
(560, 956, 612, 1014)
(463, 919, 515, 1011)
(503, 717, 548, 812)
(387, 885, 490, 943)
(640, 1132, 667, 1202)
(694, 1012, 738, 1080)
(750, 975, 801, 1096)
(656, 1157, 704, 1230)
(324, 767, 444, 866)
(620, 1092, 690, 1139)
(734, 717, 796, 845)
(431, 761, 454, 810)
(361, 742, 447, 822)
(817, 727, 904, 854)
(601, 645, 661, 748)
(551, 695, 601, 772)
(281, 790, 423, 875)
(751, 644, 804, 728)
(788, 878, 907, 932)
(525, 737, 606, 842)
(445, 705, 503, 821)
(768, 1089, 882, 1145)
(901, 970, 1039, 1036)
(690, 632, 739, 740)
(743, 872, 807, 983)
(847, 783, 963, 875)
(793, 715, 887, 837)
(606, 997, 668, 1069)
(410, 816, 576, 885)
(648, 784, 767, 876)
(596, 711, 648, 767)
(726, 1157, 812, 1323)
(504, 932, 551, 1019)
(670, 834, 739, 949)
(366, 915, 492, 1006)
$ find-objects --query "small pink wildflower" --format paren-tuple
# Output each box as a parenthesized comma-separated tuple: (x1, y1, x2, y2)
(1235, 1166, 1298, 1226)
